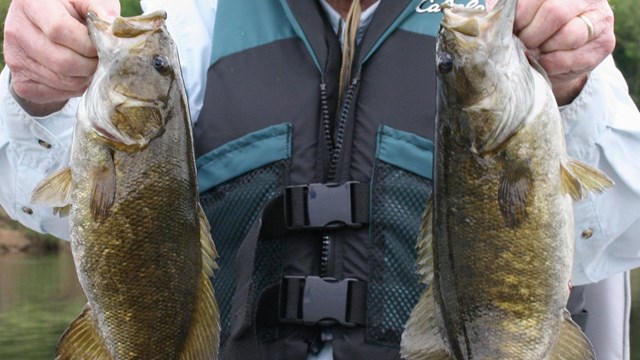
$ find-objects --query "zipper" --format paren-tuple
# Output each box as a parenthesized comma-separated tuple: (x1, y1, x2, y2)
(327, 77, 360, 182)
(320, 233, 332, 277)
(318, 77, 359, 280)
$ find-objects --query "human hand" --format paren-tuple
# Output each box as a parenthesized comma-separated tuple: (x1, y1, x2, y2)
(486, 0, 615, 106)
(3, 0, 120, 116)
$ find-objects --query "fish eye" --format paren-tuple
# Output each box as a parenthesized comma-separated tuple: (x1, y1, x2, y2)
(152, 55, 170, 74)
(437, 53, 454, 74)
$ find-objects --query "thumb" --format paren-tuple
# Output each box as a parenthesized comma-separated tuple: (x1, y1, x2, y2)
(70, 0, 121, 21)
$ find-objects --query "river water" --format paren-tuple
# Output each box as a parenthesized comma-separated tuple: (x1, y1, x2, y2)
(0, 250, 86, 359)
(0, 250, 638, 359)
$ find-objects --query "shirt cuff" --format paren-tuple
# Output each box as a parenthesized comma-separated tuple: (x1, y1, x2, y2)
(1, 67, 80, 147)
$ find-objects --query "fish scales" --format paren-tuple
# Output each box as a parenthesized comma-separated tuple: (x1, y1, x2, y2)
(401, 0, 612, 359)
(31, 11, 219, 359)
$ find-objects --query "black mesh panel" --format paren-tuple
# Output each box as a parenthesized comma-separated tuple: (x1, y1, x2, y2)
(199, 161, 287, 346)
(367, 161, 431, 346)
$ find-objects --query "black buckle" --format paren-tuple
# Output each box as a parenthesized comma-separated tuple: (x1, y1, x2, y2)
(285, 182, 362, 230)
(280, 276, 362, 327)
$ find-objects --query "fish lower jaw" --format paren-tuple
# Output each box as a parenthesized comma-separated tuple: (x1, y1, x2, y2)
(92, 126, 148, 152)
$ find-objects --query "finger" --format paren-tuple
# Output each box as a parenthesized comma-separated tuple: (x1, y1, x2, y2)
(538, 16, 591, 53)
(537, 43, 608, 81)
(22, 0, 97, 58)
(11, 75, 87, 105)
(512, 0, 544, 33)
(70, 0, 121, 20)
(4, 37, 93, 96)
(8, 9, 98, 78)
(7, 48, 93, 94)
(517, 0, 589, 50)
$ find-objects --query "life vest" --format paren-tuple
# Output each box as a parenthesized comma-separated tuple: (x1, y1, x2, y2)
(193, 0, 485, 358)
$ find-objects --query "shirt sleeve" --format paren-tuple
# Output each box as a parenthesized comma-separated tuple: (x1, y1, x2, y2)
(561, 55, 640, 285)
(0, 68, 76, 240)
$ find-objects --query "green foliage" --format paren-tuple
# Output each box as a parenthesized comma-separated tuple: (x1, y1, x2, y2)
(121, 0, 143, 17)
(611, 0, 640, 105)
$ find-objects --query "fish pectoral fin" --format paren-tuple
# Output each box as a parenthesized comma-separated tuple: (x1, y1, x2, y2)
(90, 163, 116, 220)
(56, 304, 112, 360)
(31, 167, 73, 209)
(560, 159, 614, 201)
(416, 193, 434, 284)
(549, 309, 595, 360)
(401, 288, 453, 360)
(498, 157, 533, 228)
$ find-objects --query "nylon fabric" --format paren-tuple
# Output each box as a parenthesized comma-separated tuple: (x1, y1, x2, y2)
(200, 161, 287, 347)
(195, 1, 440, 358)
(368, 161, 431, 345)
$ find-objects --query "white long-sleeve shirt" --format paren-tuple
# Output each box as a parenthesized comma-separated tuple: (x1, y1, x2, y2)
(1, 0, 639, 289)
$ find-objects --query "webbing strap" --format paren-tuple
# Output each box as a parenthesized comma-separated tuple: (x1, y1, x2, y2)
(260, 181, 370, 238)
(279, 276, 367, 327)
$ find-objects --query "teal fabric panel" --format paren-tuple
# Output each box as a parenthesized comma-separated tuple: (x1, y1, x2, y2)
(375, 125, 433, 180)
(211, 0, 298, 66)
(196, 123, 292, 193)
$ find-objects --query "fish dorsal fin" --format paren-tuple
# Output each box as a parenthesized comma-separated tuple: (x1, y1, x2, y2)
(55, 304, 112, 360)
(416, 193, 434, 284)
(403, 194, 453, 359)
(180, 271, 220, 360)
(560, 158, 614, 201)
(198, 203, 218, 277)
(549, 310, 595, 360)
(180, 203, 220, 359)
(31, 167, 73, 208)
(401, 287, 453, 360)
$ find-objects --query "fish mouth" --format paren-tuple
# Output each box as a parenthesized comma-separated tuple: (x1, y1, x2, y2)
(93, 125, 123, 144)
(88, 90, 161, 150)
(441, 3, 485, 37)
(87, 11, 167, 40)
(86, 12, 113, 39)
(91, 123, 150, 153)
(440, 0, 516, 42)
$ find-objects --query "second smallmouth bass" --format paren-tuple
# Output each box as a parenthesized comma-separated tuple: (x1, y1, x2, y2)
(401, 0, 613, 359)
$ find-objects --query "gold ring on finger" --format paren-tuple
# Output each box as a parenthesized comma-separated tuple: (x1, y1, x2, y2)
(578, 14, 595, 41)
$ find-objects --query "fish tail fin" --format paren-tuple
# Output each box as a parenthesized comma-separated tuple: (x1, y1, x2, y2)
(55, 304, 112, 360)
(560, 158, 614, 201)
(180, 204, 220, 359)
(401, 288, 453, 360)
(31, 167, 73, 214)
(549, 309, 595, 360)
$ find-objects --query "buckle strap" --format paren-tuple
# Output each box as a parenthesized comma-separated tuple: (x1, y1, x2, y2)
(280, 276, 367, 327)
(286, 182, 369, 229)
(260, 182, 370, 238)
